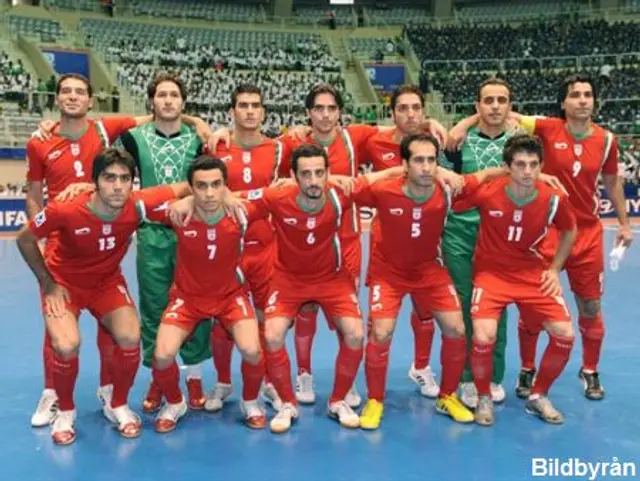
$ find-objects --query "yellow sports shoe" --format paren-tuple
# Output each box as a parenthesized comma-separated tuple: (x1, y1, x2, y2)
(359, 399, 384, 430)
(435, 394, 474, 423)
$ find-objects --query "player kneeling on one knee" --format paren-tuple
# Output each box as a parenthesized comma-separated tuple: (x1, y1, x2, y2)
(152, 155, 270, 432)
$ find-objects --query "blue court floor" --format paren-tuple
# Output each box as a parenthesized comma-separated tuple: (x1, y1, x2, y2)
(1, 228, 639, 481)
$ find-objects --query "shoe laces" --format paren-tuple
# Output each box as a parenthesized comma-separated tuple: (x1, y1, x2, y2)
(53, 410, 74, 431)
(298, 374, 313, 393)
(37, 391, 58, 413)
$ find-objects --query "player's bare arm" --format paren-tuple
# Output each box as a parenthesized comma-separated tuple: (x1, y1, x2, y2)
(25, 181, 44, 220)
(16, 226, 70, 317)
(541, 225, 578, 297)
(602, 173, 633, 247)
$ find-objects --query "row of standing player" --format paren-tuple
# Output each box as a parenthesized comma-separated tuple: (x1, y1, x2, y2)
(20, 73, 632, 444)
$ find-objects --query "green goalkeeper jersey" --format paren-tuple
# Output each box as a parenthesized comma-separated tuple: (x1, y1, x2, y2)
(439, 127, 513, 252)
(118, 123, 202, 188)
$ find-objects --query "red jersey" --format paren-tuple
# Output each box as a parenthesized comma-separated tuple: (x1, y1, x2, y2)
(245, 184, 352, 282)
(278, 125, 377, 242)
(146, 208, 258, 300)
(529, 117, 618, 226)
(362, 127, 403, 171)
(26, 117, 137, 199)
(214, 137, 282, 248)
(28, 186, 175, 288)
(352, 177, 451, 280)
(453, 176, 576, 272)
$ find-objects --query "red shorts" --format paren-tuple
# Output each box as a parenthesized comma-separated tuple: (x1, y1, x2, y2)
(471, 269, 571, 329)
(162, 288, 255, 333)
(341, 236, 362, 291)
(565, 222, 604, 300)
(40, 274, 133, 321)
(241, 241, 275, 311)
(368, 261, 460, 321)
(264, 270, 362, 325)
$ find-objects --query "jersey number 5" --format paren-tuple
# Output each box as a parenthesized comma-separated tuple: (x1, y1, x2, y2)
(411, 222, 421, 238)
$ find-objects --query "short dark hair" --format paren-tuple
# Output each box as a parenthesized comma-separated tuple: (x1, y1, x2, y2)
(305, 83, 344, 111)
(92, 148, 136, 183)
(187, 155, 228, 185)
(503, 134, 543, 167)
(476, 77, 513, 102)
(56, 74, 92, 97)
(147, 72, 187, 102)
(391, 84, 424, 111)
(291, 144, 329, 174)
(557, 73, 597, 119)
(400, 133, 440, 162)
(231, 83, 263, 109)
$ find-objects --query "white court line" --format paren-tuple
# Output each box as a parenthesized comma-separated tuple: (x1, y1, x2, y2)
(603, 225, 640, 234)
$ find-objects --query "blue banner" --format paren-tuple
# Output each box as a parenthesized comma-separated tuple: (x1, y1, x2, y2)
(363, 63, 405, 93)
(0, 148, 26, 160)
(599, 185, 640, 218)
(0, 198, 27, 232)
(41, 48, 90, 80)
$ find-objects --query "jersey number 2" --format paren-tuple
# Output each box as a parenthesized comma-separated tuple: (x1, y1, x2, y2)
(73, 160, 85, 178)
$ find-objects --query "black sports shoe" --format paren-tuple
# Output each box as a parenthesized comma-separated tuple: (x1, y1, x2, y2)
(515, 368, 536, 399)
(579, 368, 605, 400)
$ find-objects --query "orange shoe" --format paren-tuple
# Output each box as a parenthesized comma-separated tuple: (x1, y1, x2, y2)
(242, 400, 267, 430)
(186, 378, 206, 410)
(143, 380, 163, 413)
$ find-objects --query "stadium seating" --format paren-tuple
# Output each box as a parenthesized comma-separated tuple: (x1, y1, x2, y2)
(366, 7, 432, 26)
(7, 16, 66, 42)
(130, 0, 264, 23)
(456, 1, 581, 22)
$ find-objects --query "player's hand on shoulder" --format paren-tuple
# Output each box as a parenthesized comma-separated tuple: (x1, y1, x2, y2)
(222, 189, 248, 223)
(421, 117, 448, 149)
(168, 196, 195, 227)
(192, 119, 214, 150)
(43, 278, 70, 318)
(329, 175, 355, 196)
(286, 125, 312, 142)
(540, 269, 562, 298)
(55, 182, 95, 202)
(447, 124, 467, 151)
(270, 177, 295, 189)
(436, 167, 463, 196)
(539, 174, 568, 195)
(210, 127, 232, 150)
(32, 119, 57, 141)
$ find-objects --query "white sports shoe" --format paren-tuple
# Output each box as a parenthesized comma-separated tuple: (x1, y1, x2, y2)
(490, 382, 506, 403)
(204, 383, 232, 412)
(270, 403, 298, 434)
(261, 382, 283, 411)
(51, 409, 76, 445)
(31, 388, 58, 427)
(327, 400, 360, 428)
(408, 364, 440, 398)
(345, 384, 362, 408)
(110, 405, 142, 438)
(459, 382, 478, 409)
(97, 384, 115, 423)
(295, 372, 315, 404)
(155, 398, 188, 433)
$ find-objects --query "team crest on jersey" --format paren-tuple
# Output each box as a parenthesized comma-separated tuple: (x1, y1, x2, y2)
(71, 143, 80, 156)
(102, 224, 112, 235)
(164, 165, 174, 178)
(34, 210, 46, 227)
(307, 217, 316, 229)
(247, 189, 263, 200)
(513, 210, 523, 223)
(412, 208, 422, 220)
(207, 229, 216, 241)
(574, 144, 583, 157)
(242, 151, 251, 164)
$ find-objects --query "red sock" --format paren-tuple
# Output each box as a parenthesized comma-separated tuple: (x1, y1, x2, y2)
(258, 322, 271, 385)
(111, 345, 140, 408)
(211, 322, 233, 384)
(294, 308, 318, 374)
(470, 339, 495, 397)
(265, 347, 296, 404)
(43, 333, 55, 390)
(439, 335, 467, 397)
(365, 339, 390, 402)
(152, 361, 182, 404)
(329, 339, 363, 404)
(52, 353, 79, 411)
(410, 312, 435, 370)
(97, 324, 116, 387)
(532, 335, 574, 395)
(241, 356, 265, 401)
(579, 315, 604, 372)
(518, 318, 541, 371)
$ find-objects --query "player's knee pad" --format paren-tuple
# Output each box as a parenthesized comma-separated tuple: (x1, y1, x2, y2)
(578, 315, 605, 341)
(578, 298, 601, 318)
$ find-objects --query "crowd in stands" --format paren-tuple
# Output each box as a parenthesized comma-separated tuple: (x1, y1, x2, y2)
(0, 53, 38, 105)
